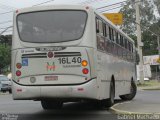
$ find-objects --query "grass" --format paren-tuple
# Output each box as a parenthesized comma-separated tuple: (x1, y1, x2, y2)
(137, 80, 160, 90)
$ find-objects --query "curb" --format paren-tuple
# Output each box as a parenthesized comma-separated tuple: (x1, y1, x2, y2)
(110, 102, 160, 115)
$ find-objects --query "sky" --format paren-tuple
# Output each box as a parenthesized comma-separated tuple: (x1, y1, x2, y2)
(0, 0, 123, 34)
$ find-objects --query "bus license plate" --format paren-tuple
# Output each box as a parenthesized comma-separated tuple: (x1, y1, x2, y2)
(45, 76, 58, 81)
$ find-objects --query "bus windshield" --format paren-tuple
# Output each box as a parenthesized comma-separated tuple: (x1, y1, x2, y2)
(17, 10, 87, 43)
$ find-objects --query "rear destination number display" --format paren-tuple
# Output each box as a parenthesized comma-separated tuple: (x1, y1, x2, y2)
(58, 57, 82, 64)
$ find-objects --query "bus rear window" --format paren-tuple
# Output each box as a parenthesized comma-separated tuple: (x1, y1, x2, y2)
(17, 10, 87, 43)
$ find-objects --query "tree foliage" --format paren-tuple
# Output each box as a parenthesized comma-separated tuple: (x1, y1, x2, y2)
(153, 0, 160, 15)
(0, 35, 12, 73)
(119, 0, 159, 56)
(0, 44, 11, 73)
(142, 20, 160, 55)
(120, 0, 156, 37)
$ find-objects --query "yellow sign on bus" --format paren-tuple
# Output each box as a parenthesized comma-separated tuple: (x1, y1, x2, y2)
(103, 13, 123, 25)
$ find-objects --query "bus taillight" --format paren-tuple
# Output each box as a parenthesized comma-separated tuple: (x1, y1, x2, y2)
(16, 70, 21, 76)
(82, 68, 89, 74)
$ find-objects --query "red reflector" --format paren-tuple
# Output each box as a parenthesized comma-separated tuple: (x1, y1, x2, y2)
(82, 68, 89, 74)
(86, 6, 89, 10)
(78, 88, 84, 91)
(17, 89, 22, 92)
(16, 63, 22, 69)
(16, 70, 21, 76)
(16, 10, 19, 13)
(48, 52, 54, 58)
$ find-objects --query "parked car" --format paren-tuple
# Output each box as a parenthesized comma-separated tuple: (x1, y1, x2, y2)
(0, 75, 12, 93)
(137, 77, 150, 81)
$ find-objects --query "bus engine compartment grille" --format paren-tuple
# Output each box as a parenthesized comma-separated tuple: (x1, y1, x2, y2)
(21, 52, 81, 58)
(22, 53, 47, 58)
(54, 52, 81, 57)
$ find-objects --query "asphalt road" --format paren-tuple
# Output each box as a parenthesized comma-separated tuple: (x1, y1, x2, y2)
(112, 90, 160, 114)
(1, 90, 159, 120)
(0, 93, 117, 120)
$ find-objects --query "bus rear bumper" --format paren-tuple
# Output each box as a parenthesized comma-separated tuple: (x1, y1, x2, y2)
(12, 78, 98, 100)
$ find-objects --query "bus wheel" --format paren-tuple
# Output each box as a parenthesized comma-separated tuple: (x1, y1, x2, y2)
(119, 80, 137, 100)
(41, 100, 63, 110)
(105, 81, 115, 107)
(97, 81, 115, 108)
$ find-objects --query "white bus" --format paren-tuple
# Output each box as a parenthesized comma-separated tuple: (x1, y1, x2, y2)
(12, 5, 137, 109)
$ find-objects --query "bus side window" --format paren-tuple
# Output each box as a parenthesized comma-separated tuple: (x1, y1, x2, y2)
(106, 24, 109, 38)
(124, 38, 128, 49)
(131, 43, 133, 53)
(109, 27, 112, 40)
(120, 35, 123, 47)
(96, 18, 103, 36)
(111, 29, 114, 41)
(116, 32, 119, 44)
(128, 41, 131, 51)
(103, 23, 107, 37)
(98, 19, 103, 36)
(96, 18, 99, 33)
(131, 43, 134, 61)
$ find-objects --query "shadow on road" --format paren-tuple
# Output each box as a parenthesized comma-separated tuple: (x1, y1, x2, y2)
(17, 101, 116, 120)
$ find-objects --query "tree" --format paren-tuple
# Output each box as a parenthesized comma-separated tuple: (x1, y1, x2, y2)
(0, 35, 12, 46)
(0, 35, 12, 73)
(119, 0, 156, 37)
(119, 0, 158, 56)
(153, 0, 160, 15)
(0, 44, 11, 73)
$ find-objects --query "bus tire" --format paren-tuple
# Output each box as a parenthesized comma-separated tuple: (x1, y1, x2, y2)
(105, 81, 115, 107)
(119, 80, 137, 100)
(41, 100, 63, 110)
(96, 81, 115, 109)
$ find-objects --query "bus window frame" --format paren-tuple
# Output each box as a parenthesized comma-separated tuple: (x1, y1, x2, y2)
(16, 10, 88, 43)
(95, 14, 135, 63)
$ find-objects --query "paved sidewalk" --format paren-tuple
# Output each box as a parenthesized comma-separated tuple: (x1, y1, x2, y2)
(110, 90, 160, 114)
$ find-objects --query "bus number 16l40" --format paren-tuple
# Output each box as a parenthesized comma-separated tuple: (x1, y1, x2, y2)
(58, 57, 82, 64)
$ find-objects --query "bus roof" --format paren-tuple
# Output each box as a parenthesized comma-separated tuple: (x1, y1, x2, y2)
(15, 5, 94, 14)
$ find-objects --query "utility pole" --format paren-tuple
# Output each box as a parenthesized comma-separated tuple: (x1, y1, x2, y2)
(135, 0, 144, 84)
(158, 36, 160, 70)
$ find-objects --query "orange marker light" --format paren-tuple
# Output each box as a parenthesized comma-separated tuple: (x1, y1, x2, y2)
(16, 63, 22, 69)
(82, 60, 88, 67)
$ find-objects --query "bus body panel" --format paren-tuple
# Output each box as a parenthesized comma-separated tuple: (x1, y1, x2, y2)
(13, 47, 91, 85)
(96, 50, 134, 98)
(12, 78, 98, 100)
